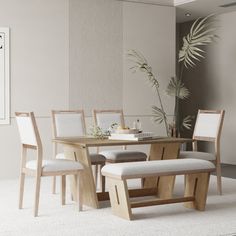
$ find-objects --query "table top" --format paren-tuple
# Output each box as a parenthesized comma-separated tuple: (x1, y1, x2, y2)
(53, 136, 192, 148)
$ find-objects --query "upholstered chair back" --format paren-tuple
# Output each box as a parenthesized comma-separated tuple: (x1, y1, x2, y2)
(52, 110, 86, 138)
(193, 110, 225, 141)
(15, 112, 40, 147)
(93, 110, 125, 132)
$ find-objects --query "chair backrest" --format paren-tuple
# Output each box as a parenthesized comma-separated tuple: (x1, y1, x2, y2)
(93, 109, 125, 133)
(193, 110, 225, 142)
(52, 110, 86, 138)
(15, 112, 42, 148)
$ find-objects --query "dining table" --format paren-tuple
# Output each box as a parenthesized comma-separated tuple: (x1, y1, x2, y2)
(53, 136, 192, 209)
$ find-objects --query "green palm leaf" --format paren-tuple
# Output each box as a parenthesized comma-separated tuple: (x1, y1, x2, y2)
(181, 115, 194, 130)
(127, 50, 159, 89)
(152, 106, 166, 124)
(179, 14, 217, 68)
(166, 77, 190, 99)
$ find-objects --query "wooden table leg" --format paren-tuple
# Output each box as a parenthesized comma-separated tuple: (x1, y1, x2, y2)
(64, 145, 99, 209)
(143, 142, 180, 198)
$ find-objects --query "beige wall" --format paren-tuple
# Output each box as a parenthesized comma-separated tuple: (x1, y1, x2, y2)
(0, 0, 176, 179)
(69, 0, 176, 134)
(69, 0, 123, 116)
(0, 0, 69, 179)
(179, 12, 236, 164)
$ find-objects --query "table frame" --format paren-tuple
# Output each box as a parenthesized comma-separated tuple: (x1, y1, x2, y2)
(53, 137, 191, 208)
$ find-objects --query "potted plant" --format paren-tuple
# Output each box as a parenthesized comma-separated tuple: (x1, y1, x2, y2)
(128, 14, 217, 137)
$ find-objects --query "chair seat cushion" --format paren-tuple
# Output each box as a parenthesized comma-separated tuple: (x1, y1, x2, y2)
(179, 151, 215, 161)
(101, 159, 215, 179)
(26, 159, 84, 173)
(56, 152, 105, 164)
(99, 150, 147, 162)
(90, 153, 106, 164)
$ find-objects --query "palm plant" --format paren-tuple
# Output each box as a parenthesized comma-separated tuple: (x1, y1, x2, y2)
(128, 14, 217, 137)
(174, 14, 217, 135)
(127, 49, 169, 135)
(166, 77, 191, 135)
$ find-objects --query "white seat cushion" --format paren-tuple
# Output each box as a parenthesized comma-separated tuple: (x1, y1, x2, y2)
(101, 159, 215, 179)
(179, 151, 215, 161)
(56, 152, 105, 164)
(26, 159, 84, 173)
(100, 150, 147, 162)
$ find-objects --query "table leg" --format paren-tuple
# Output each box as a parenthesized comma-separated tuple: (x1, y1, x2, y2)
(64, 145, 99, 209)
(143, 142, 180, 198)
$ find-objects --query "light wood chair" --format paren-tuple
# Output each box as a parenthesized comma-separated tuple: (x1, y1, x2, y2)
(93, 109, 147, 163)
(179, 109, 225, 195)
(15, 112, 84, 217)
(51, 110, 106, 193)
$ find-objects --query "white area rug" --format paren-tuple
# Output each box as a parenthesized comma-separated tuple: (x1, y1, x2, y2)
(0, 176, 236, 236)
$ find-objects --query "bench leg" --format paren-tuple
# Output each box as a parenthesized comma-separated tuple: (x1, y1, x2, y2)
(106, 177, 132, 220)
(184, 172, 210, 211)
(158, 175, 176, 199)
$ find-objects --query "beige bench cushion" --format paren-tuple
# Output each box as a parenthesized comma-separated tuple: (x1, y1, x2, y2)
(99, 150, 147, 162)
(179, 151, 215, 161)
(26, 159, 84, 173)
(56, 152, 105, 164)
(101, 159, 215, 179)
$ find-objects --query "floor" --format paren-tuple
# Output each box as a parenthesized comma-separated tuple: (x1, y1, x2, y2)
(1, 176, 236, 236)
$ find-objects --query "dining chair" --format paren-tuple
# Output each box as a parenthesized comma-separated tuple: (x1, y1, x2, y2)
(93, 109, 147, 163)
(179, 109, 225, 194)
(15, 112, 84, 217)
(51, 110, 106, 193)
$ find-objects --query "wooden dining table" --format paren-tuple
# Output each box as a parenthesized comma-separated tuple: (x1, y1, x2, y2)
(53, 137, 192, 209)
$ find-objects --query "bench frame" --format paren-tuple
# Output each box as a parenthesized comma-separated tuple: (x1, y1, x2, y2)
(106, 170, 212, 220)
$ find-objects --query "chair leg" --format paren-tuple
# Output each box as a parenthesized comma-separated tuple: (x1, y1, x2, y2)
(52, 176, 56, 194)
(19, 172, 25, 209)
(95, 165, 98, 189)
(61, 175, 66, 205)
(77, 172, 83, 211)
(92, 165, 98, 189)
(34, 175, 41, 217)
(216, 161, 222, 195)
(141, 178, 145, 188)
(100, 164, 106, 192)
(98, 164, 106, 192)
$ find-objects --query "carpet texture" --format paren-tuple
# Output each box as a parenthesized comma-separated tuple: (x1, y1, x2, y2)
(0, 176, 236, 236)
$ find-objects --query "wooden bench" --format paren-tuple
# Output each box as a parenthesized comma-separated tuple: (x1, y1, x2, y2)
(101, 159, 215, 220)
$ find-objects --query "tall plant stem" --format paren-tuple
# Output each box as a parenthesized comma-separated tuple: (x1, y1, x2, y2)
(174, 96, 180, 137)
(175, 63, 185, 136)
(155, 87, 169, 136)
(179, 63, 184, 83)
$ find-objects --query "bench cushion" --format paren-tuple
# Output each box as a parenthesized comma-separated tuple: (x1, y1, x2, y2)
(99, 150, 147, 162)
(101, 159, 215, 179)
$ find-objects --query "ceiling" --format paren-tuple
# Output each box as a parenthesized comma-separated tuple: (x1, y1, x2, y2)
(120, 0, 236, 23)
(176, 0, 236, 22)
